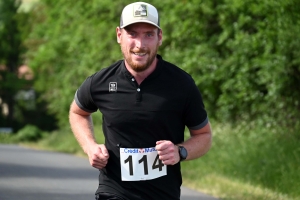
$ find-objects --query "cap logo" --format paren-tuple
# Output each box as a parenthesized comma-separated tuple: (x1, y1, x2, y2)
(133, 4, 147, 17)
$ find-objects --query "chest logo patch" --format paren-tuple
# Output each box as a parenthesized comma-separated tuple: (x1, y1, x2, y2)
(109, 82, 117, 92)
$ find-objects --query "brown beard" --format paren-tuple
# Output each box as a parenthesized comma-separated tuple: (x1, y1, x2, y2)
(127, 54, 154, 72)
(121, 46, 158, 73)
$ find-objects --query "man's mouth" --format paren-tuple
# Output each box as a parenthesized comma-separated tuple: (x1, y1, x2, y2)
(132, 52, 147, 56)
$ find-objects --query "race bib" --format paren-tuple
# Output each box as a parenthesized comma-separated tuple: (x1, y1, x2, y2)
(120, 147, 167, 181)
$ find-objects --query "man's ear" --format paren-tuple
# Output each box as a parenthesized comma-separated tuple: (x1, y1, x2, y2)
(158, 29, 163, 46)
(116, 27, 121, 44)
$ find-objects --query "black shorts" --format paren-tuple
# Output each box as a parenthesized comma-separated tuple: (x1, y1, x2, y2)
(95, 192, 126, 200)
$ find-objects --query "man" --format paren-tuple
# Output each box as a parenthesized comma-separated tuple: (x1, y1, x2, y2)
(69, 2, 212, 200)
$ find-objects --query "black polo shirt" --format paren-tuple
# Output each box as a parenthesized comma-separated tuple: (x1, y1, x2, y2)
(75, 55, 208, 200)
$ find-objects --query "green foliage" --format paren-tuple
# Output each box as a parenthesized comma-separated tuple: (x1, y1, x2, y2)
(15, 124, 45, 141)
(36, 124, 104, 155)
(0, 0, 23, 124)
(26, 0, 132, 126)
(159, 0, 300, 129)
(182, 121, 300, 199)
(36, 127, 82, 154)
(0, 0, 34, 129)
(25, 0, 300, 131)
(0, 0, 22, 63)
(0, 133, 13, 144)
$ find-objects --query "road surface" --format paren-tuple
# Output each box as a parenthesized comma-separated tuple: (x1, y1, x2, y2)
(0, 144, 218, 200)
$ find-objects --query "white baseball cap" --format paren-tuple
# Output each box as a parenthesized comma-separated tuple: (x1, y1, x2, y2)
(120, 2, 160, 29)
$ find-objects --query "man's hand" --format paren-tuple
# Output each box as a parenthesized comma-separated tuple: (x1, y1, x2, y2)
(86, 144, 109, 169)
(155, 140, 180, 165)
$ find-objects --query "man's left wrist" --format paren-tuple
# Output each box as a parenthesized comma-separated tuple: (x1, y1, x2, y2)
(177, 145, 188, 161)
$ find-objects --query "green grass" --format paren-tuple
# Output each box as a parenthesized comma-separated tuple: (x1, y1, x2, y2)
(0, 133, 14, 144)
(181, 122, 300, 200)
(1, 121, 299, 200)
(16, 125, 104, 157)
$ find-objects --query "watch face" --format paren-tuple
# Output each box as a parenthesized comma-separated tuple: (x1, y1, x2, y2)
(179, 146, 187, 160)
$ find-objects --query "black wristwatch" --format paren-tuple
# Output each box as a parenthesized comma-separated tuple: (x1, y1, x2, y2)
(178, 145, 188, 161)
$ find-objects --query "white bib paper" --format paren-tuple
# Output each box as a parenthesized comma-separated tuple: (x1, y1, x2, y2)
(120, 147, 167, 181)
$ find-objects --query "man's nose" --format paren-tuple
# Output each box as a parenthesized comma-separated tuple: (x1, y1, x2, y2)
(135, 37, 145, 48)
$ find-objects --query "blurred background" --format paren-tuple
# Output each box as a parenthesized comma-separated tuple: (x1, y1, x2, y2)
(0, 0, 299, 199)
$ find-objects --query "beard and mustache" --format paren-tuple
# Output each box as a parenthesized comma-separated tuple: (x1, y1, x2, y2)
(120, 45, 159, 73)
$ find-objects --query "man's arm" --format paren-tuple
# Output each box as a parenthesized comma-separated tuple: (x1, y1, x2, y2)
(156, 122, 212, 165)
(181, 122, 212, 160)
(69, 100, 109, 169)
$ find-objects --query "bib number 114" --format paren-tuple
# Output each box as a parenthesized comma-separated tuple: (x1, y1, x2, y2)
(120, 148, 167, 181)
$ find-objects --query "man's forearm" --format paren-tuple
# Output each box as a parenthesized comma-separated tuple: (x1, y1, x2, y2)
(69, 102, 110, 169)
(69, 110, 97, 154)
(182, 123, 212, 161)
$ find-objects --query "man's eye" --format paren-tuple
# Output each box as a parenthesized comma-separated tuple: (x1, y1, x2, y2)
(147, 33, 154, 37)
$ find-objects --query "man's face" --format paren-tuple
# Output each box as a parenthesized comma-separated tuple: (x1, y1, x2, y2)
(116, 23, 162, 72)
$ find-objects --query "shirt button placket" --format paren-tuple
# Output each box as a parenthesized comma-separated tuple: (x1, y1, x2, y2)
(136, 88, 142, 102)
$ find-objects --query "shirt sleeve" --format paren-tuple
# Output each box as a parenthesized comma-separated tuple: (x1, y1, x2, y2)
(74, 75, 98, 113)
(184, 79, 208, 130)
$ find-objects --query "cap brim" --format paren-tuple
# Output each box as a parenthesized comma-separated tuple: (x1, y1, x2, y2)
(120, 20, 160, 29)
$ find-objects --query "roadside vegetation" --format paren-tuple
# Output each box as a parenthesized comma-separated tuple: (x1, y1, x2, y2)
(1, 0, 299, 200)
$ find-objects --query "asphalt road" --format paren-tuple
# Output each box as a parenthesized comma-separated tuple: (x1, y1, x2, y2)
(0, 144, 218, 200)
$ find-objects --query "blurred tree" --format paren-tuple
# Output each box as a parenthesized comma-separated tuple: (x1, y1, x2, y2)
(160, 0, 300, 131)
(26, 0, 130, 126)
(0, 0, 57, 132)
(26, 0, 300, 134)
(0, 0, 25, 128)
